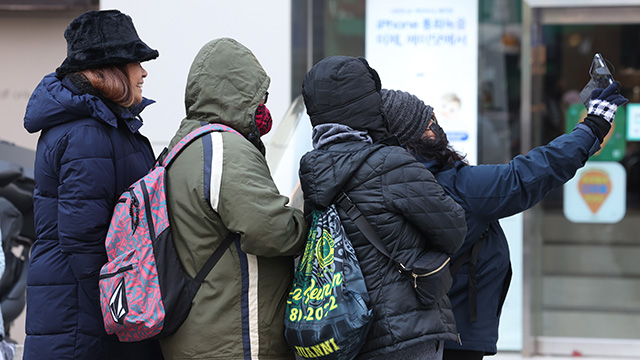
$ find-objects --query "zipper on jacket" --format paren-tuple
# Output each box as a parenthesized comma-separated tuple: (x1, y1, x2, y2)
(457, 333, 462, 345)
(99, 264, 134, 280)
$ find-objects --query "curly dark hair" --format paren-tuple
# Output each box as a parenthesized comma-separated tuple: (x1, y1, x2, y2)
(403, 127, 467, 169)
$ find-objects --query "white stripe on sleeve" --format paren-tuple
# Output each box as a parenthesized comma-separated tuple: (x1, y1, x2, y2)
(208, 132, 224, 212)
(248, 254, 260, 359)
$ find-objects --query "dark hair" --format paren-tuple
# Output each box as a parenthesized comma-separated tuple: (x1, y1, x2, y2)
(403, 128, 468, 169)
(79, 65, 136, 107)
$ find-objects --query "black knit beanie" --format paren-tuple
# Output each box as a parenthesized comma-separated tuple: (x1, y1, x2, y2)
(380, 89, 433, 145)
(56, 10, 159, 76)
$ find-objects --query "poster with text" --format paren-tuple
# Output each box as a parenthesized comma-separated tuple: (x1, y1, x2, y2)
(627, 103, 640, 141)
(366, 0, 478, 164)
(366, 1, 523, 351)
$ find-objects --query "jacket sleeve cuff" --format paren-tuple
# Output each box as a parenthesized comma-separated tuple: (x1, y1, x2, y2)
(572, 122, 603, 157)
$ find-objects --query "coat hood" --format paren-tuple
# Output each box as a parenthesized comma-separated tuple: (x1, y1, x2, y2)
(302, 56, 391, 143)
(183, 38, 270, 153)
(23, 73, 152, 134)
(300, 141, 384, 209)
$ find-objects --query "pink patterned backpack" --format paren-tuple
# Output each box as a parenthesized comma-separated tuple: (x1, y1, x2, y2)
(99, 123, 240, 342)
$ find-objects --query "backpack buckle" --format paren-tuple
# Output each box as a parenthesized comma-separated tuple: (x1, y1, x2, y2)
(335, 192, 361, 221)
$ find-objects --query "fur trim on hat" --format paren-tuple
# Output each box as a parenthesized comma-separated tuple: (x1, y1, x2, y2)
(380, 89, 433, 145)
(56, 10, 159, 76)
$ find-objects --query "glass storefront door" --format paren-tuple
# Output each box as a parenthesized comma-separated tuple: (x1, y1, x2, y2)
(288, 1, 640, 356)
(523, 3, 640, 357)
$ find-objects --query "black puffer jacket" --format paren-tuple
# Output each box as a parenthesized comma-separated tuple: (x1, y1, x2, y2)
(299, 56, 467, 358)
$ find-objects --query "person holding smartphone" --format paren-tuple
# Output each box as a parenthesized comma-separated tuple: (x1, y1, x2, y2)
(380, 81, 627, 360)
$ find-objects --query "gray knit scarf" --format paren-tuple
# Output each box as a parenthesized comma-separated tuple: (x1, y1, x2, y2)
(311, 123, 373, 150)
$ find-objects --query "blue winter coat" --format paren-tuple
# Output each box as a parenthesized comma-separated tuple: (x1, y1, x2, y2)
(23, 73, 158, 360)
(415, 123, 602, 355)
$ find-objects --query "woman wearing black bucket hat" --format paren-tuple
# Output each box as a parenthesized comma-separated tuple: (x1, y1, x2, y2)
(23, 10, 163, 360)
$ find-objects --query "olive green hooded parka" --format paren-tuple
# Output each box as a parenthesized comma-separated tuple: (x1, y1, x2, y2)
(159, 38, 307, 360)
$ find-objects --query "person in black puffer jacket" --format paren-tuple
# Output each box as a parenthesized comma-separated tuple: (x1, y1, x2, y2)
(298, 56, 468, 360)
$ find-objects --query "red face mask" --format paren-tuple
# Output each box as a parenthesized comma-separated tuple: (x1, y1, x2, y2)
(255, 104, 272, 136)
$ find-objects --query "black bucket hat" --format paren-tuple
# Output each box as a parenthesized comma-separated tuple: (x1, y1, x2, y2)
(56, 9, 159, 76)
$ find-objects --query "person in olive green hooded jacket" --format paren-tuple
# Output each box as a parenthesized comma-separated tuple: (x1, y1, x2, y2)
(159, 38, 308, 359)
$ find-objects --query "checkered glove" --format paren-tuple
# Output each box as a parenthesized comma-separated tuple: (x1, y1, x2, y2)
(588, 81, 628, 124)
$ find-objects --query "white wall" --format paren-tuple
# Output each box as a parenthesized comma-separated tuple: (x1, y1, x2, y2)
(0, 11, 79, 150)
(100, 0, 292, 155)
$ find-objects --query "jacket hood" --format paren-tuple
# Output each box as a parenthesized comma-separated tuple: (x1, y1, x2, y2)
(302, 56, 391, 143)
(23, 73, 152, 134)
(300, 142, 384, 209)
(183, 38, 270, 153)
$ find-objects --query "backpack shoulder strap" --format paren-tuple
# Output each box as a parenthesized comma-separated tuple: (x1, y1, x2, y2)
(335, 191, 395, 261)
(160, 124, 242, 287)
(449, 228, 488, 323)
(193, 231, 240, 286)
(162, 124, 241, 167)
(449, 228, 488, 277)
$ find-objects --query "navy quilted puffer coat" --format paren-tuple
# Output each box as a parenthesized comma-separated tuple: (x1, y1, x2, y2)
(23, 73, 160, 360)
(299, 56, 468, 359)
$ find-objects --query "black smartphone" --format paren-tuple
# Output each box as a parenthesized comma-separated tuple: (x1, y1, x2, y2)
(579, 53, 615, 108)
